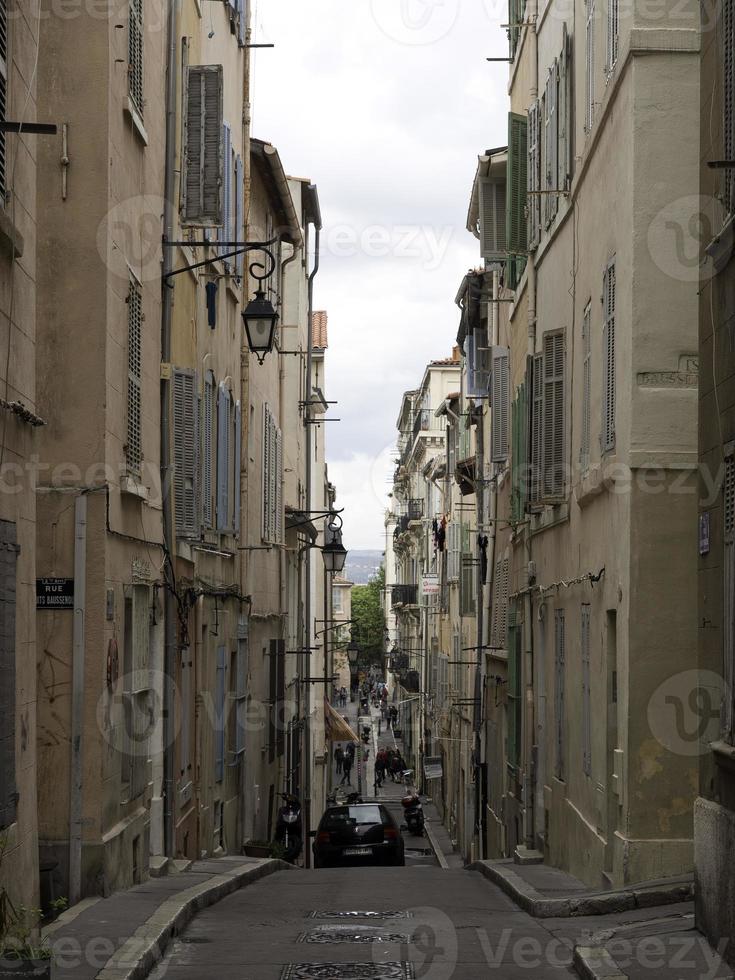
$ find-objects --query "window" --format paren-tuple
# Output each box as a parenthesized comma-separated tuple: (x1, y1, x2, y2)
(508, 0, 526, 58)
(725, 0, 735, 213)
(447, 521, 461, 583)
(527, 101, 541, 250)
(479, 178, 507, 262)
(724, 448, 735, 740)
(507, 604, 522, 769)
(0, 0, 7, 200)
(203, 372, 215, 528)
(460, 526, 476, 617)
(543, 61, 558, 228)
(530, 352, 543, 502)
(333, 588, 344, 615)
(173, 368, 199, 536)
(531, 332, 566, 501)
(581, 604, 592, 776)
(466, 329, 491, 397)
(217, 384, 233, 532)
(262, 403, 283, 544)
(581, 303, 592, 471)
(181, 65, 224, 226)
(215, 645, 226, 782)
(0, 520, 18, 830)
(219, 124, 232, 264)
(126, 278, 142, 476)
(585, 0, 596, 132)
(122, 586, 151, 802)
(128, 0, 144, 116)
(607, 0, 619, 73)
(490, 557, 510, 650)
(602, 261, 616, 452)
(511, 375, 529, 520)
(506, 113, 528, 286)
(554, 609, 566, 780)
(491, 346, 510, 463)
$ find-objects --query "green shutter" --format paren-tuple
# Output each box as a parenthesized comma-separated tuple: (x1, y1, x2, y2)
(506, 112, 528, 262)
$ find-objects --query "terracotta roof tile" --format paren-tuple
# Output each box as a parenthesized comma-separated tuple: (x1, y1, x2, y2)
(312, 310, 328, 350)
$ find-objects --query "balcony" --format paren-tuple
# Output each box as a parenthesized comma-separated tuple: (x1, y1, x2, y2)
(392, 584, 418, 607)
(412, 408, 430, 441)
(407, 499, 424, 522)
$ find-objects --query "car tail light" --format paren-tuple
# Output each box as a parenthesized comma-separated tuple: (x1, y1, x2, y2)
(384, 827, 398, 840)
(316, 831, 331, 844)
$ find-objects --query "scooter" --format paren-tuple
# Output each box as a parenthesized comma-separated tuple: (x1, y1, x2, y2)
(274, 793, 303, 863)
(401, 790, 425, 836)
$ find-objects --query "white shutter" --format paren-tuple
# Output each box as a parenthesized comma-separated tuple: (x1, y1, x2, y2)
(527, 100, 541, 249)
(479, 178, 507, 261)
(126, 279, 142, 475)
(586, 0, 596, 132)
(602, 261, 616, 452)
(607, 0, 619, 72)
(581, 304, 592, 471)
(217, 383, 230, 532)
(491, 346, 510, 462)
(234, 400, 242, 535)
(173, 369, 199, 536)
(181, 65, 224, 226)
(128, 0, 144, 115)
(581, 604, 591, 776)
(542, 332, 565, 499)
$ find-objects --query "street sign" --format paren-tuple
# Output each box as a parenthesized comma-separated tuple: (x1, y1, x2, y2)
(36, 577, 74, 610)
(421, 574, 440, 597)
(423, 756, 443, 780)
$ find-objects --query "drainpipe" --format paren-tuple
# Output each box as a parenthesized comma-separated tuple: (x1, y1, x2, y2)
(161, 0, 181, 859)
(69, 494, 87, 906)
(302, 207, 321, 868)
(474, 401, 485, 859)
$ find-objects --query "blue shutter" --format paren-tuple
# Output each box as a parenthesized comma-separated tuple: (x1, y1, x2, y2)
(235, 155, 244, 277)
(217, 383, 230, 531)
(215, 645, 226, 782)
(234, 400, 242, 535)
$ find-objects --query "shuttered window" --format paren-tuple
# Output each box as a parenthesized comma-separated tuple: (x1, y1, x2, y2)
(479, 178, 507, 262)
(0, 1, 7, 200)
(607, 0, 619, 73)
(203, 372, 215, 529)
(724, 0, 735, 213)
(447, 521, 461, 583)
(511, 375, 528, 520)
(460, 526, 476, 617)
(173, 368, 199, 536)
(602, 260, 616, 453)
(128, 0, 144, 115)
(235, 155, 244, 277)
(506, 113, 528, 286)
(724, 449, 735, 739)
(491, 346, 510, 463)
(234, 400, 242, 535)
(530, 352, 544, 502)
(126, 279, 142, 476)
(217, 384, 232, 533)
(558, 26, 571, 195)
(527, 101, 541, 250)
(215, 645, 226, 782)
(262, 404, 283, 544)
(544, 62, 559, 228)
(581, 604, 592, 776)
(0, 521, 18, 830)
(554, 609, 566, 780)
(490, 557, 510, 650)
(508, 0, 526, 58)
(581, 303, 592, 471)
(219, 124, 232, 263)
(236, 0, 247, 45)
(181, 65, 224, 226)
(542, 332, 566, 499)
(585, 0, 596, 132)
(466, 329, 491, 397)
(507, 604, 522, 769)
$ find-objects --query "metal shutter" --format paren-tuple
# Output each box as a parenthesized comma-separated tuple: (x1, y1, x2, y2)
(542, 332, 565, 499)
(173, 369, 199, 536)
(724, 450, 735, 737)
(479, 178, 507, 261)
(217, 384, 230, 532)
(491, 346, 510, 462)
(128, 0, 144, 115)
(234, 400, 242, 535)
(215, 645, 226, 782)
(554, 609, 566, 780)
(581, 304, 592, 470)
(507, 113, 528, 257)
(0, 521, 18, 829)
(126, 279, 142, 476)
(527, 101, 541, 249)
(181, 65, 224, 226)
(581, 604, 592, 776)
(602, 261, 616, 452)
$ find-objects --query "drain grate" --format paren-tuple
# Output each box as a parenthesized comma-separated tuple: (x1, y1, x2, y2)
(281, 965, 414, 980)
(178, 936, 212, 944)
(310, 910, 411, 920)
(299, 925, 411, 944)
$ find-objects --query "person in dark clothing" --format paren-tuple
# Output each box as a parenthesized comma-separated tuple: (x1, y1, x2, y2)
(334, 745, 344, 775)
(341, 753, 353, 785)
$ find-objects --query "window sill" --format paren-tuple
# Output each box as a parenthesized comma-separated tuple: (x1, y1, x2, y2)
(0, 205, 24, 260)
(530, 501, 569, 535)
(121, 475, 149, 501)
(574, 465, 616, 509)
(124, 98, 149, 146)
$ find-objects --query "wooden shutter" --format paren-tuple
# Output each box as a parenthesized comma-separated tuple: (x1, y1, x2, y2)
(530, 352, 544, 502)
(724, 450, 735, 738)
(586, 0, 596, 132)
(203, 372, 214, 528)
(479, 179, 507, 261)
(467, 330, 490, 397)
(554, 608, 566, 780)
(558, 29, 568, 195)
(511, 378, 528, 520)
(581, 604, 592, 776)
(262, 404, 272, 542)
(126, 279, 142, 476)
(542, 332, 565, 499)
(128, 0, 144, 115)
(234, 400, 242, 535)
(219, 124, 232, 262)
(506, 113, 528, 256)
(0, 521, 18, 830)
(490, 557, 510, 649)
(602, 262, 616, 452)
(491, 347, 510, 462)
(235, 155, 244, 277)
(237, 0, 247, 45)
(217, 384, 230, 532)
(173, 368, 199, 536)
(581, 304, 592, 470)
(546, 62, 558, 226)
(725, 0, 735, 213)
(182, 65, 224, 226)
(527, 101, 541, 249)
(215, 645, 226, 782)
(607, 0, 619, 71)
(274, 423, 283, 543)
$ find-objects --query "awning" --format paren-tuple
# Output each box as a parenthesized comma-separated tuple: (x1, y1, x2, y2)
(324, 700, 360, 743)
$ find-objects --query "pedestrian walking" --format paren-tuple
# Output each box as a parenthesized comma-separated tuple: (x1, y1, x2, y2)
(334, 745, 344, 775)
(341, 752, 353, 786)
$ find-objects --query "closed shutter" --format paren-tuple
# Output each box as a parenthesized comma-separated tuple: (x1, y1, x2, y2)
(507, 605, 522, 768)
(527, 101, 541, 250)
(725, 0, 735, 213)
(274, 424, 283, 543)
(128, 0, 144, 115)
(215, 645, 226, 782)
(262, 404, 272, 542)
(217, 384, 230, 532)
(203, 372, 214, 528)
(530, 352, 544, 502)
(508, 0, 526, 58)
(0, 521, 18, 830)
(126, 279, 142, 476)
(724, 451, 735, 738)
(181, 65, 224, 226)
(607, 0, 619, 71)
(546, 62, 558, 226)
(219, 124, 232, 262)
(235, 155, 244, 277)
(491, 346, 510, 462)
(234, 400, 242, 535)
(581, 304, 592, 470)
(558, 28, 568, 195)
(173, 368, 199, 536)
(237, 0, 247, 45)
(586, 0, 596, 132)
(506, 113, 528, 259)
(542, 332, 565, 499)
(262, 405, 281, 543)
(490, 557, 510, 649)
(511, 378, 528, 520)
(602, 261, 616, 452)
(554, 609, 566, 780)
(460, 526, 475, 617)
(479, 179, 507, 261)
(581, 604, 592, 776)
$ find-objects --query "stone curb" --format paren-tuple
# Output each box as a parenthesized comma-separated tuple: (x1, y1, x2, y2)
(573, 945, 629, 980)
(423, 820, 450, 870)
(94, 858, 293, 980)
(468, 861, 694, 919)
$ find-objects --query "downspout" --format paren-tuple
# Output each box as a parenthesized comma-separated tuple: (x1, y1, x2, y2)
(69, 494, 87, 906)
(474, 403, 484, 860)
(303, 206, 321, 868)
(161, 0, 181, 860)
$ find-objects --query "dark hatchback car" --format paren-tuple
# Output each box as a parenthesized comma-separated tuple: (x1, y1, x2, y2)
(313, 803, 405, 868)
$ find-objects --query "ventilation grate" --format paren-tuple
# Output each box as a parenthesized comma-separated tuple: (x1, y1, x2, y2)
(299, 925, 410, 945)
(281, 965, 414, 980)
(310, 911, 411, 920)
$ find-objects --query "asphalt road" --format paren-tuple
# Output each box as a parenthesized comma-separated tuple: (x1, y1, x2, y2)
(148, 865, 578, 979)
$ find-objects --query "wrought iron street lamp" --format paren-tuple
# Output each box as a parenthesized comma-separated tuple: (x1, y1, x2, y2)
(346, 637, 360, 667)
(242, 289, 279, 364)
(321, 514, 348, 574)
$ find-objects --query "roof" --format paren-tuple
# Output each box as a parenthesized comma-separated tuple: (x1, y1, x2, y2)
(250, 139, 303, 246)
(466, 146, 508, 238)
(312, 311, 328, 349)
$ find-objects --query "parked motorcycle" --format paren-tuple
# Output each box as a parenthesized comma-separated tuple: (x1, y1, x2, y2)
(274, 793, 303, 863)
(401, 791, 425, 836)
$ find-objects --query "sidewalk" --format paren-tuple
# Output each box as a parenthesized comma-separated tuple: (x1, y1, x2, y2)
(42, 856, 288, 980)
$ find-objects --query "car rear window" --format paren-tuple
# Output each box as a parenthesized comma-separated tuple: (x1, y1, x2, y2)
(322, 805, 383, 828)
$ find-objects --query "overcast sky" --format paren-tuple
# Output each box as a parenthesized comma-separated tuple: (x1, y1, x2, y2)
(252, 0, 509, 550)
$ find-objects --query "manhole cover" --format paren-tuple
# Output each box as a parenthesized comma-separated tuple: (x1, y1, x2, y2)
(299, 925, 411, 944)
(310, 910, 411, 920)
(281, 965, 414, 979)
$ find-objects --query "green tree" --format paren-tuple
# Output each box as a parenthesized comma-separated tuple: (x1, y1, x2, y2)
(351, 565, 385, 666)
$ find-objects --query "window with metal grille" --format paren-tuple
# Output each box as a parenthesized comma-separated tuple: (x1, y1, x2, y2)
(581, 604, 592, 776)
(725, 0, 735, 213)
(602, 260, 616, 452)
(581, 303, 592, 471)
(723, 447, 735, 739)
(0, 0, 7, 201)
(585, 0, 596, 132)
(0, 520, 18, 830)
(607, 0, 619, 73)
(126, 279, 142, 475)
(128, 0, 144, 116)
(554, 608, 566, 780)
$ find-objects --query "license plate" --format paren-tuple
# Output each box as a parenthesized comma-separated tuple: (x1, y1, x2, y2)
(343, 847, 371, 856)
